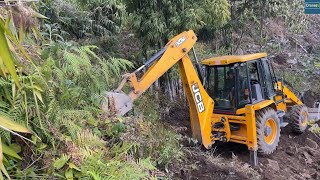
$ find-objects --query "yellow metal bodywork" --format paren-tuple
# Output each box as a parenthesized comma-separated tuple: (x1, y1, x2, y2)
(115, 30, 305, 152)
(275, 81, 303, 106)
(210, 102, 274, 150)
(208, 81, 304, 150)
(119, 30, 215, 148)
(236, 100, 274, 115)
(209, 104, 259, 150)
(126, 30, 198, 101)
(179, 55, 214, 147)
(201, 53, 267, 66)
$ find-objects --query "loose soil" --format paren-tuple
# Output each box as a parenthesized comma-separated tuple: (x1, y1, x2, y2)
(163, 104, 320, 180)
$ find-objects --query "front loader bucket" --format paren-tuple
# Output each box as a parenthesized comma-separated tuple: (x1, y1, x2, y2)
(101, 92, 133, 116)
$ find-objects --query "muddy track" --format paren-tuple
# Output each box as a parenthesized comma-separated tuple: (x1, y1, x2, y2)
(163, 105, 320, 180)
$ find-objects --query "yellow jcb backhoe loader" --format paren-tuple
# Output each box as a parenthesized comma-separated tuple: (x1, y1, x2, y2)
(103, 30, 309, 166)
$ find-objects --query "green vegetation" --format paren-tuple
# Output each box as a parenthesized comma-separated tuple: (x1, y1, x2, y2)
(0, 1, 187, 178)
(0, 0, 317, 179)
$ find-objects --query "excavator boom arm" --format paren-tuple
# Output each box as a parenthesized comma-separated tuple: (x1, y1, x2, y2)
(105, 30, 214, 147)
(127, 30, 197, 100)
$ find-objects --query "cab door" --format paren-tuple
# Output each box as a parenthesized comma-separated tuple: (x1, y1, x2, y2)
(261, 59, 275, 98)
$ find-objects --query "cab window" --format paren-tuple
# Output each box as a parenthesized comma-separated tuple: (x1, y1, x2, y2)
(236, 63, 250, 108)
(262, 59, 275, 97)
(207, 65, 235, 110)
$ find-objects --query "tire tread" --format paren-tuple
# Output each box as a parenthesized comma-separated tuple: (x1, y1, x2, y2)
(291, 105, 308, 134)
(256, 107, 280, 155)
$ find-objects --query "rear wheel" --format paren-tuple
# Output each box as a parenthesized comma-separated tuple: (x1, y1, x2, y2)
(256, 107, 280, 155)
(291, 105, 308, 133)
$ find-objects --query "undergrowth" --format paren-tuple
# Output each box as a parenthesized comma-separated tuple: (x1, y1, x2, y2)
(113, 92, 184, 175)
(0, 18, 184, 177)
(309, 120, 320, 138)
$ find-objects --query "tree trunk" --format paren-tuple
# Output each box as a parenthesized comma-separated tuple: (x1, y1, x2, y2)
(171, 79, 176, 100)
(260, 0, 266, 50)
(155, 80, 159, 100)
(166, 73, 173, 101)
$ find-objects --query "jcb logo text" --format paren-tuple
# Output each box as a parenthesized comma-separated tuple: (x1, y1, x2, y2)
(192, 83, 205, 113)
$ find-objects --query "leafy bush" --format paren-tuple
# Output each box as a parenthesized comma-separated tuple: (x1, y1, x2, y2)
(118, 94, 183, 170)
(44, 129, 156, 179)
(0, 4, 49, 178)
(126, 0, 230, 53)
(120, 117, 183, 170)
(270, 0, 309, 33)
(42, 44, 133, 108)
(40, 0, 125, 39)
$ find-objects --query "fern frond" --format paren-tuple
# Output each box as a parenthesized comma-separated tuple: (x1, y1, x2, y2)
(0, 101, 10, 113)
(53, 68, 66, 83)
(108, 58, 134, 76)
(0, 130, 11, 144)
(63, 51, 82, 76)
(76, 129, 105, 148)
(81, 46, 101, 61)
(0, 78, 12, 87)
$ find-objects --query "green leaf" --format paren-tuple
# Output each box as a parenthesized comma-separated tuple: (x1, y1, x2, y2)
(0, 139, 2, 168)
(34, 90, 44, 104)
(53, 154, 70, 170)
(65, 168, 73, 180)
(6, 17, 17, 40)
(0, 115, 30, 133)
(111, 122, 126, 135)
(0, 57, 7, 78)
(36, 143, 47, 151)
(32, 11, 49, 19)
(0, 169, 3, 180)
(2, 143, 21, 160)
(0, 19, 39, 78)
(0, 164, 9, 180)
(31, 85, 43, 92)
(139, 157, 156, 170)
(87, 117, 97, 126)
(0, 22, 20, 87)
(2, 156, 8, 165)
(68, 162, 81, 171)
(88, 171, 101, 180)
(31, 135, 37, 144)
(8, 143, 21, 153)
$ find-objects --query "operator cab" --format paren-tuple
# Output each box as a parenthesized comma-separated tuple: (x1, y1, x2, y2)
(201, 53, 276, 114)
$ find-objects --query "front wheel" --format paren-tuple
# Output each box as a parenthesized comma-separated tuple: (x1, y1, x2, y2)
(256, 107, 281, 155)
(291, 105, 308, 134)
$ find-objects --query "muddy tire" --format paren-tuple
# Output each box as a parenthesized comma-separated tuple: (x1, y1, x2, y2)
(256, 107, 280, 155)
(291, 105, 308, 134)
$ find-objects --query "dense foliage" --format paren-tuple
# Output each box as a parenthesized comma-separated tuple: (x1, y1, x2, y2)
(125, 0, 230, 52)
(0, 0, 316, 179)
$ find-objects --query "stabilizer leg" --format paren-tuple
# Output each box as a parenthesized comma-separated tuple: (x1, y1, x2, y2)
(250, 150, 258, 167)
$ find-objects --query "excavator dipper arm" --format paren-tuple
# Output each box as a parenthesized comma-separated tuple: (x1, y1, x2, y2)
(103, 30, 214, 148)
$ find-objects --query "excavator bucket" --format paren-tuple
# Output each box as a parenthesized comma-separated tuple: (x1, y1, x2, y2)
(101, 92, 133, 116)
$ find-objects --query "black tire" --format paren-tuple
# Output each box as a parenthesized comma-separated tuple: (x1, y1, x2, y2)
(256, 107, 281, 155)
(291, 105, 308, 134)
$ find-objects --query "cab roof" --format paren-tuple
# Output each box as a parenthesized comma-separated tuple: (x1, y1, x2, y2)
(201, 53, 267, 66)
